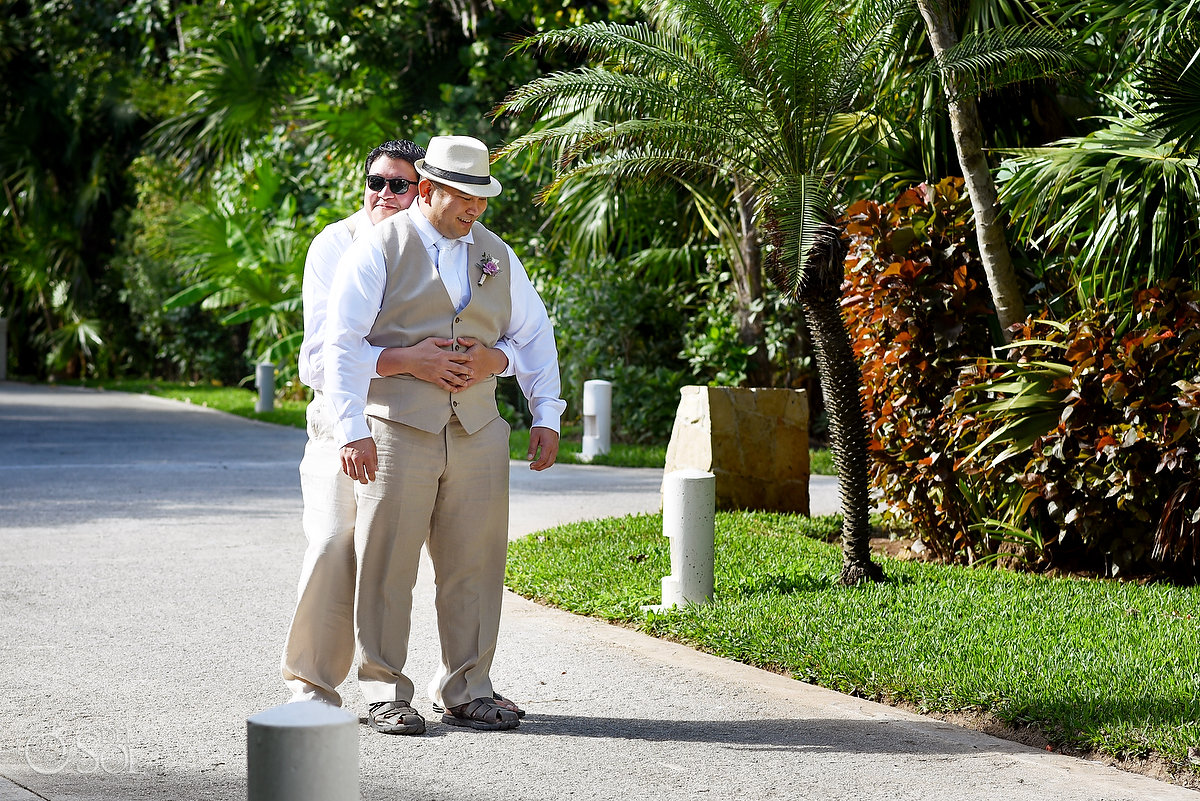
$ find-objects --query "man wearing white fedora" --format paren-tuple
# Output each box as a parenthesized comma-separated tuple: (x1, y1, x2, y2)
(281, 139, 515, 711)
(324, 134, 565, 734)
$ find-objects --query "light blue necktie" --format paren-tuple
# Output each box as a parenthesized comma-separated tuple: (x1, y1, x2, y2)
(434, 237, 467, 311)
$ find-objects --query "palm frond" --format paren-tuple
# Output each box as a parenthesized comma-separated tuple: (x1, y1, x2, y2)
(834, 0, 922, 106)
(1056, 0, 1200, 61)
(919, 23, 1086, 101)
(760, 175, 837, 298)
(536, 152, 731, 202)
(509, 19, 736, 112)
(498, 0, 896, 293)
(997, 109, 1200, 297)
(149, 14, 298, 179)
(644, 0, 763, 93)
(1142, 24, 1200, 152)
(504, 84, 772, 172)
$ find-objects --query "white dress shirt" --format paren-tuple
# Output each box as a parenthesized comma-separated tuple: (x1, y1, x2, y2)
(324, 204, 566, 446)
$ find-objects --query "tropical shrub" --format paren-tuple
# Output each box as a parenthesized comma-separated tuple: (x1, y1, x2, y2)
(113, 157, 249, 385)
(537, 261, 692, 444)
(681, 268, 814, 393)
(164, 159, 310, 393)
(997, 106, 1200, 308)
(955, 282, 1200, 580)
(842, 177, 997, 557)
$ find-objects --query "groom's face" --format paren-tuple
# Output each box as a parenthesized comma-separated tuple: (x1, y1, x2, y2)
(418, 180, 488, 240)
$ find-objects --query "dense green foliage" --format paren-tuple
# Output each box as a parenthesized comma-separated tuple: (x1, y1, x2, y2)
(507, 511, 1200, 770)
(844, 179, 1200, 579)
(0, 0, 170, 378)
(2, 0, 1199, 577)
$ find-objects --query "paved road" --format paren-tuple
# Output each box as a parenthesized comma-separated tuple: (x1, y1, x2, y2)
(0, 382, 1194, 801)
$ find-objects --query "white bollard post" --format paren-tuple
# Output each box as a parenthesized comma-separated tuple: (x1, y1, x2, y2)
(247, 701, 358, 801)
(580, 379, 612, 462)
(255, 362, 275, 413)
(644, 469, 716, 611)
(0, 317, 7, 381)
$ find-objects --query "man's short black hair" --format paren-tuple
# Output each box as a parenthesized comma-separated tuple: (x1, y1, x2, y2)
(364, 140, 425, 173)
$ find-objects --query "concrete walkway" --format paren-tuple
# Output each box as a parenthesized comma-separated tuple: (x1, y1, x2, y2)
(0, 381, 1194, 801)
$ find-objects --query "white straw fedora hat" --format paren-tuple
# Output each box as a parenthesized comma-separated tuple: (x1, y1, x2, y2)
(414, 135, 502, 198)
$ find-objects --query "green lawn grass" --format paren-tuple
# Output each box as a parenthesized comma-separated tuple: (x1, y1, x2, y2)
(506, 510, 1200, 775)
(508, 425, 668, 467)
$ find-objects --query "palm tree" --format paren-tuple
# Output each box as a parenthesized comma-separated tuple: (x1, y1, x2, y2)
(496, 0, 915, 583)
(912, 0, 1094, 338)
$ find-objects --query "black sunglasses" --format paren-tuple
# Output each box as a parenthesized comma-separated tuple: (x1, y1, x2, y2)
(366, 175, 414, 194)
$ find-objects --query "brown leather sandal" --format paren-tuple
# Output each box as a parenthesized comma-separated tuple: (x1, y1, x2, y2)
(368, 700, 426, 735)
(441, 697, 520, 731)
(433, 692, 525, 719)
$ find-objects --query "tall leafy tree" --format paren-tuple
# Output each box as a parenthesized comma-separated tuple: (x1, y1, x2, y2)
(496, 0, 918, 583)
(0, 0, 173, 378)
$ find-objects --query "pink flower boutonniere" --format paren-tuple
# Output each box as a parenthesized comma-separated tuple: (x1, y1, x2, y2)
(476, 252, 501, 286)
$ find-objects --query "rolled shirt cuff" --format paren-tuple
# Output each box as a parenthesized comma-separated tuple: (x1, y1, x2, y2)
(369, 345, 387, 378)
(494, 340, 516, 378)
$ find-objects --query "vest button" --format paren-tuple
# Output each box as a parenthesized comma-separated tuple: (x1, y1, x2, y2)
(455, 317, 462, 323)
(452, 400, 459, 407)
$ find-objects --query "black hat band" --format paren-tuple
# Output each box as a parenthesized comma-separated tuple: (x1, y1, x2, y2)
(421, 163, 490, 186)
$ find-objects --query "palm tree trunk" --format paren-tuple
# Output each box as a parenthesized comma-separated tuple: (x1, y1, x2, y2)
(802, 293, 883, 584)
(916, 0, 1024, 340)
(799, 224, 883, 585)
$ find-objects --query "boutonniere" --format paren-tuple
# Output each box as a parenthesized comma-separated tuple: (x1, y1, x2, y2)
(476, 252, 501, 286)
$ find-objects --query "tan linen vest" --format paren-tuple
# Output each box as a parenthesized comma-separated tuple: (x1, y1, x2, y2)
(363, 213, 512, 435)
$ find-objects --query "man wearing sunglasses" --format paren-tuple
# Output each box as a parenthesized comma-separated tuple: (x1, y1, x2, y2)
(283, 139, 514, 712)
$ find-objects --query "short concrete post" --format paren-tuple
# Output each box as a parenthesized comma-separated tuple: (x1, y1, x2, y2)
(255, 362, 275, 413)
(646, 469, 716, 611)
(0, 317, 7, 381)
(247, 701, 358, 801)
(581, 379, 612, 462)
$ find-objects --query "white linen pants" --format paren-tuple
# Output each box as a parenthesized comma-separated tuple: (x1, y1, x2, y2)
(354, 413, 510, 709)
(281, 392, 358, 706)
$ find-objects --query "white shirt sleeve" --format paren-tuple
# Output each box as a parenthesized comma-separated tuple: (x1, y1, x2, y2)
(502, 244, 566, 432)
(323, 236, 388, 446)
(299, 214, 385, 392)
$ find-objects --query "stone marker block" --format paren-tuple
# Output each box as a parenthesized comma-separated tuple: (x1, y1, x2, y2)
(663, 386, 810, 514)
